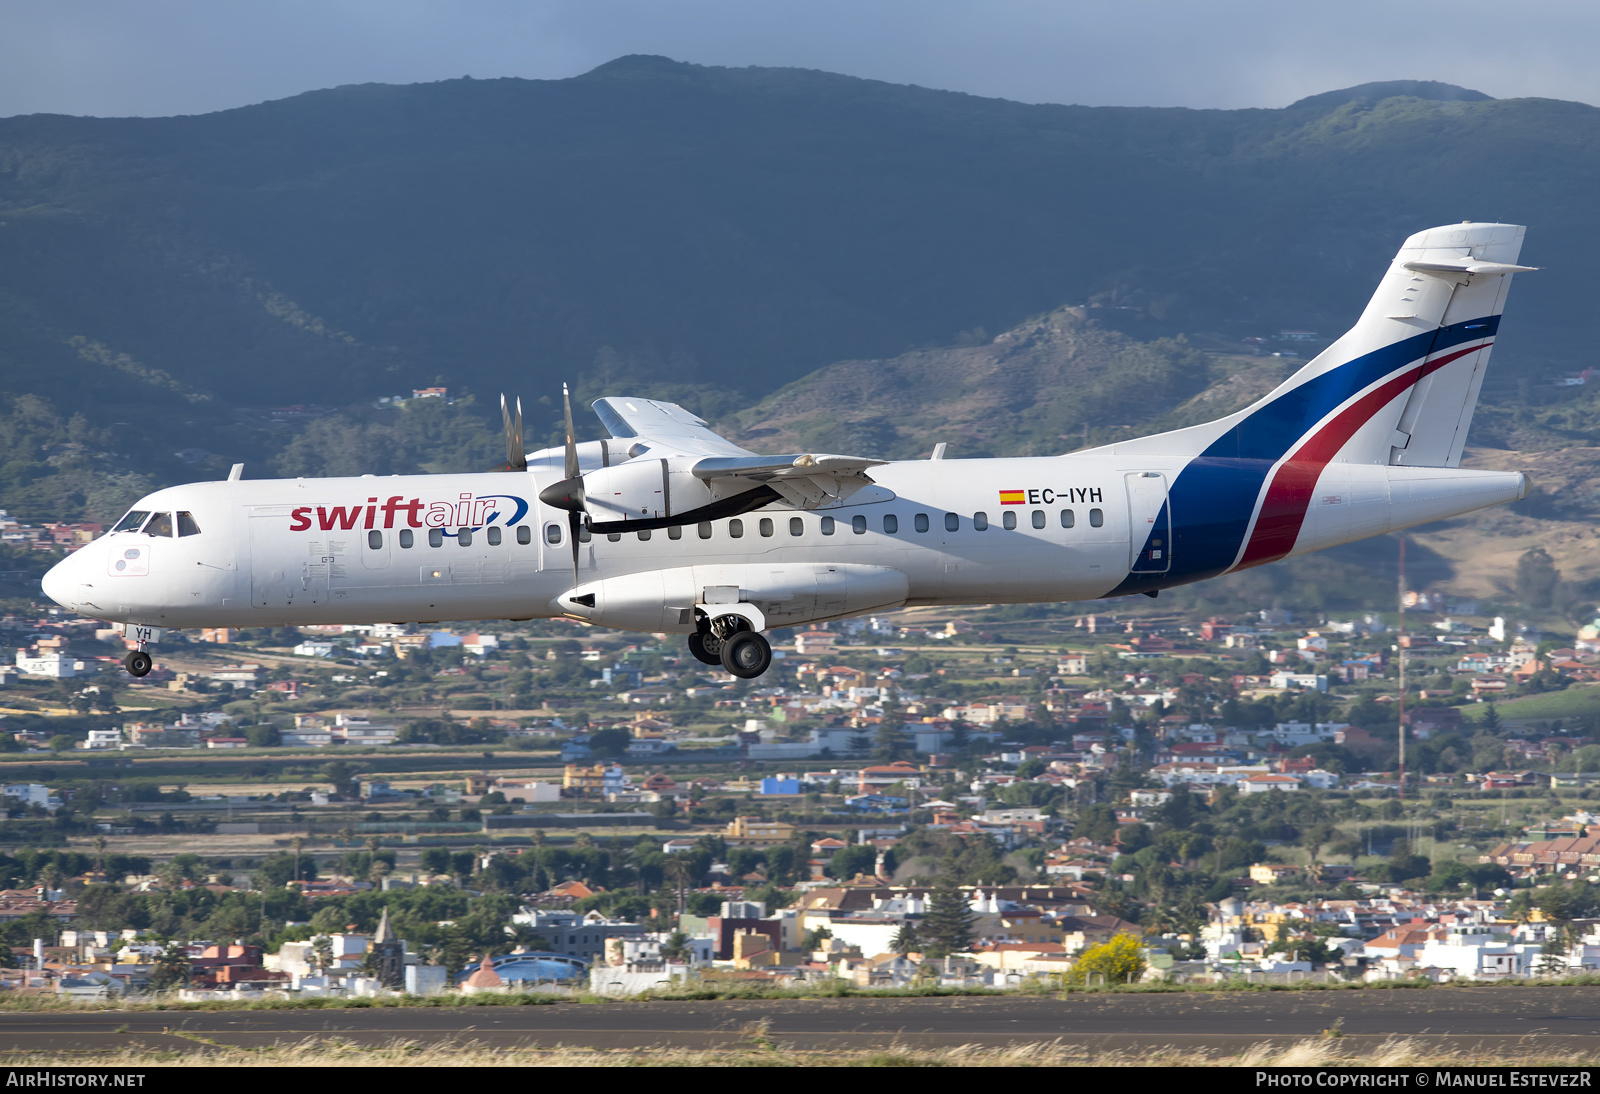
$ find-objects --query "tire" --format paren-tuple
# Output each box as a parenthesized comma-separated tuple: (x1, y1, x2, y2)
(686, 633, 722, 666)
(719, 631, 772, 679)
(124, 650, 153, 678)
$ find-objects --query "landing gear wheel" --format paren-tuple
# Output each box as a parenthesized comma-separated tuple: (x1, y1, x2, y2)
(687, 633, 722, 666)
(124, 650, 152, 678)
(719, 630, 772, 679)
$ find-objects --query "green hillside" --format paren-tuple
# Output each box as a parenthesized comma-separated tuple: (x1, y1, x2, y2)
(1, 58, 1597, 418)
(4, 59, 1600, 621)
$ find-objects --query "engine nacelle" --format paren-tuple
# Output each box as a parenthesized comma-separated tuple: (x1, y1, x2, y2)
(581, 458, 719, 526)
(553, 563, 910, 633)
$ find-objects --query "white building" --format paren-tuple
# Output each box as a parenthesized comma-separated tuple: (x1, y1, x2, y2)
(16, 648, 84, 678)
(2, 783, 60, 812)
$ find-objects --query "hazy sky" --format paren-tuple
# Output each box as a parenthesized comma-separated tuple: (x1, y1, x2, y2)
(4, 0, 1599, 118)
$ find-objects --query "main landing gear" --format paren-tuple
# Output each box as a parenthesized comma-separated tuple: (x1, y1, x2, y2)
(688, 614, 772, 679)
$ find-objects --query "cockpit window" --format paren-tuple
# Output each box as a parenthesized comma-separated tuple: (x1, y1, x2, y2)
(177, 512, 202, 537)
(143, 513, 174, 537)
(113, 511, 151, 533)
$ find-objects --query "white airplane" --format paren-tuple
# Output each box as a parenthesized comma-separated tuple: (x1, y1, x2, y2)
(41, 222, 1535, 681)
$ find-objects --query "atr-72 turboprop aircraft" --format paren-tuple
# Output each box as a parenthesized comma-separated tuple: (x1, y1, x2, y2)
(42, 222, 1536, 680)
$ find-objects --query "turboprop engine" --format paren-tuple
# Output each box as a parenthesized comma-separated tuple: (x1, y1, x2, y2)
(573, 457, 763, 530)
(552, 563, 910, 634)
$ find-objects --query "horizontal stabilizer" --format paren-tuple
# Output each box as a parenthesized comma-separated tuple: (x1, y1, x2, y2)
(1404, 259, 1538, 277)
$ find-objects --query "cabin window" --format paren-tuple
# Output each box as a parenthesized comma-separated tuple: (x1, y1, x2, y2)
(177, 512, 202, 537)
(113, 511, 150, 533)
(428, 528, 444, 548)
(637, 529, 651, 541)
(487, 527, 502, 546)
(399, 529, 415, 549)
(729, 519, 744, 538)
(367, 530, 383, 550)
(852, 515, 867, 534)
(578, 524, 591, 543)
(973, 512, 988, 531)
(607, 532, 621, 542)
(144, 513, 174, 537)
(914, 513, 929, 533)
(1002, 511, 1017, 530)
(517, 525, 531, 545)
(668, 526, 683, 540)
(759, 518, 774, 537)
(1060, 509, 1075, 528)
(883, 514, 899, 534)
(790, 517, 804, 536)
(944, 512, 959, 532)
(457, 528, 472, 546)
(545, 523, 562, 545)
(1090, 508, 1104, 527)
(821, 516, 835, 535)
(698, 522, 713, 539)
(1032, 509, 1046, 529)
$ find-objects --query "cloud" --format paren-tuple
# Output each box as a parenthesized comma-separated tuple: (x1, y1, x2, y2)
(2, 0, 1597, 118)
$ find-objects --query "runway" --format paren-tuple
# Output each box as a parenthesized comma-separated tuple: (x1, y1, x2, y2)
(2, 988, 1599, 1058)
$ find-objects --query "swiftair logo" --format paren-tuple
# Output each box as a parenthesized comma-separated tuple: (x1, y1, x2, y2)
(288, 493, 529, 533)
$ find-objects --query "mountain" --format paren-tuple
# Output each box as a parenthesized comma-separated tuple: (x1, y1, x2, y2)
(2, 57, 1599, 422)
(5, 58, 1600, 621)
(722, 305, 1289, 459)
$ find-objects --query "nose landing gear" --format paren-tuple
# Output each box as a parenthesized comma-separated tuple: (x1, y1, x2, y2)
(120, 623, 160, 678)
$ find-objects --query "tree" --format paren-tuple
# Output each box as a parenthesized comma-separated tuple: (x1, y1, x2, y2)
(663, 855, 695, 915)
(890, 922, 921, 956)
(1073, 932, 1147, 986)
(1515, 547, 1561, 610)
(873, 701, 912, 762)
(148, 941, 191, 990)
(922, 880, 976, 958)
(659, 931, 691, 962)
(1537, 927, 1572, 977)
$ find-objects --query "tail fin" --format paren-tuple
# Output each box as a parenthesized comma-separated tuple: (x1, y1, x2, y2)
(1107, 222, 1530, 466)
(1098, 222, 1532, 586)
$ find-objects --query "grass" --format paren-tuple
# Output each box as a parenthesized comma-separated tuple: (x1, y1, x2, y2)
(0, 1036, 1594, 1067)
(1462, 683, 1600, 723)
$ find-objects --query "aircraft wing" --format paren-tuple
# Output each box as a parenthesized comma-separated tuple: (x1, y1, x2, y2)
(592, 396, 886, 509)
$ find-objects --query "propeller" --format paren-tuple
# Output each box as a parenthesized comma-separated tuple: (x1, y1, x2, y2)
(500, 394, 526, 472)
(535, 382, 586, 582)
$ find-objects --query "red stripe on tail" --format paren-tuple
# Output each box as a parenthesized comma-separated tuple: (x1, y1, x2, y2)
(1236, 342, 1489, 569)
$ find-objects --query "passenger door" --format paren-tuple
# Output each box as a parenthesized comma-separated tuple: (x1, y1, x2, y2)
(1124, 472, 1171, 575)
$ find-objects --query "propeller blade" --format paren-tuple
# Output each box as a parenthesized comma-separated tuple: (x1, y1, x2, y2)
(501, 394, 527, 472)
(569, 511, 582, 582)
(562, 382, 579, 482)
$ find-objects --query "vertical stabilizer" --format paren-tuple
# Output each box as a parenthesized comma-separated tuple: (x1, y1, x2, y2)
(1096, 222, 1531, 586)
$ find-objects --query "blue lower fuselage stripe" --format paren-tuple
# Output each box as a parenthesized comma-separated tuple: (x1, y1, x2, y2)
(1103, 315, 1498, 598)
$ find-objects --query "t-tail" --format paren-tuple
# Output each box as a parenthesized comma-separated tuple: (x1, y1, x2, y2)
(1101, 222, 1535, 593)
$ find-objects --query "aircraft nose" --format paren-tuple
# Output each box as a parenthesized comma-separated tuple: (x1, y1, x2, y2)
(40, 553, 81, 610)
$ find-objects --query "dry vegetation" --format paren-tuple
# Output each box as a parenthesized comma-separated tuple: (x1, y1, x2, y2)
(0, 1035, 1594, 1068)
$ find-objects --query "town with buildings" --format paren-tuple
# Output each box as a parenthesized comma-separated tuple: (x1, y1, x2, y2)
(0, 579, 1598, 1000)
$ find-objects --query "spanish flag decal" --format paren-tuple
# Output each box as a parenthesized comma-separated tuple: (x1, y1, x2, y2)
(999, 490, 1025, 505)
